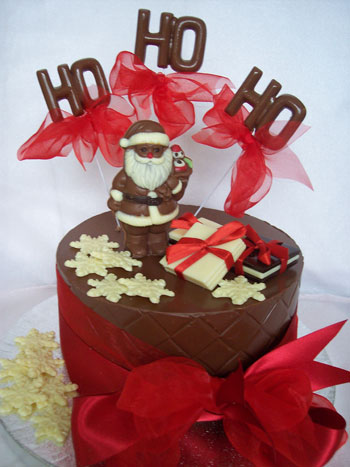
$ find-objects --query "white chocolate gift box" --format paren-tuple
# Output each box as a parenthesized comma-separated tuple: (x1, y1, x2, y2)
(168, 217, 222, 242)
(160, 221, 246, 290)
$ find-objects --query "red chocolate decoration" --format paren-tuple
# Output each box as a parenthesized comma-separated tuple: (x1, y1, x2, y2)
(37, 58, 110, 122)
(135, 9, 206, 72)
(225, 66, 306, 150)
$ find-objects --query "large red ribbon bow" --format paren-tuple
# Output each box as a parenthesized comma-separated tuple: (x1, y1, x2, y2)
(17, 94, 135, 168)
(166, 220, 246, 279)
(72, 320, 349, 467)
(192, 85, 313, 217)
(109, 51, 233, 140)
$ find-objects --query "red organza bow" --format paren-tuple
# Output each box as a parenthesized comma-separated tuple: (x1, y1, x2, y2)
(109, 51, 233, 140)
(72, 320, 349, 467)
(166, 221, 246, 278)
(235, 224, 290, 275)
(192, 85, 313, 217)
(17, 94, 135, 168)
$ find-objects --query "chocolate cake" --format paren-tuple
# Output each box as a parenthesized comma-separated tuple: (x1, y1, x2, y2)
(57, 204, 302, 377)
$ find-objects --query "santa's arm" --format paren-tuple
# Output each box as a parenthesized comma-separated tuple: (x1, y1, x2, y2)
(169, 175, 185, 201)
(107, 170, 127, 212)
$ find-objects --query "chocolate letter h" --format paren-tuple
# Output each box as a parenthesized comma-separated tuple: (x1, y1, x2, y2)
(225, 67, 306, 150)
(37, 58, 109, 122)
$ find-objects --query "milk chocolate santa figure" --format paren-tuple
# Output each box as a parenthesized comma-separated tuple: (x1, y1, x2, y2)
(108, 120, 191, 258)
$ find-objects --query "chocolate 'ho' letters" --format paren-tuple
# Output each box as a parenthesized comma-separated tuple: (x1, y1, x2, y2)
(37, 58, 109, 122)
(135, 9, 206, 72)
(225, 67, 306, 150)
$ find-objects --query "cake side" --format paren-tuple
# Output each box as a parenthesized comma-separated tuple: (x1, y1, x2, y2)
(57, 205, 303, 376)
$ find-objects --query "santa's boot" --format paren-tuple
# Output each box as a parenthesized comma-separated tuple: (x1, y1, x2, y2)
(148, 231, 169, 256)
(124, 233, 148, 258)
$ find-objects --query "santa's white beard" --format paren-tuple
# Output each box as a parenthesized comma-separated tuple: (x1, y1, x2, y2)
(124, 148, 173, 191)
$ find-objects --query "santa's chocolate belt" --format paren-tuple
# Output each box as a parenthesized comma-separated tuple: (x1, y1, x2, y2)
(125, 193, 163, 206)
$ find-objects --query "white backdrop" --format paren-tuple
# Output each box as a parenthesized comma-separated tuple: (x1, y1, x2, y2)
(0, 1, 350, 465)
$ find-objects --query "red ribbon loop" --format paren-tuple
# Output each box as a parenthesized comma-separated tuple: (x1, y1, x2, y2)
(170, 212, 201, 230)
(109, 51, 233, 139)
(17, 92, 135, 168)
(192, 85, 313, 217)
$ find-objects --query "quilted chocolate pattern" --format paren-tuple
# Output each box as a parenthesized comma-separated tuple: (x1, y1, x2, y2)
(122, 280, 300, 376)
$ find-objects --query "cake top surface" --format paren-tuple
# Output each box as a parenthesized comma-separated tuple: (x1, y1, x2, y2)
(57, 205, 303, 319)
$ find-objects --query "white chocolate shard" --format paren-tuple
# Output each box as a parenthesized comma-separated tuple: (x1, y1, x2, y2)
(212, 276, 266, 305)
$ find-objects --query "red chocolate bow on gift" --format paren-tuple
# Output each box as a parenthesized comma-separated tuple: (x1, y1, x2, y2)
(71, 320, 349, 467)
(109, 51, 233, 139)
(235, 224, 290, 275)
(166, 220, 246, 279)
(193, 85, 313, 217)
(170, 213, 290, 277)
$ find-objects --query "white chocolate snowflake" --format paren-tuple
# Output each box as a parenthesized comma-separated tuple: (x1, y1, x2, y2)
(0, 371, 77, 418)
(31, 404, 72, 446)
(38, 373, 78, 408)
(65, 252, 110, 277)
(92, 250, 142, 271)
(0, 329, 78, 445)
(15, 329, 59, 352)
(0, 329, 63, 381)
(0, 350, 63, 380)
(0, 376, 46, 418)
(87, 274, 127, 303)
(69, 234, 119, 254)
(212, 276, 266, 305)
(118, 273, 175, 304)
